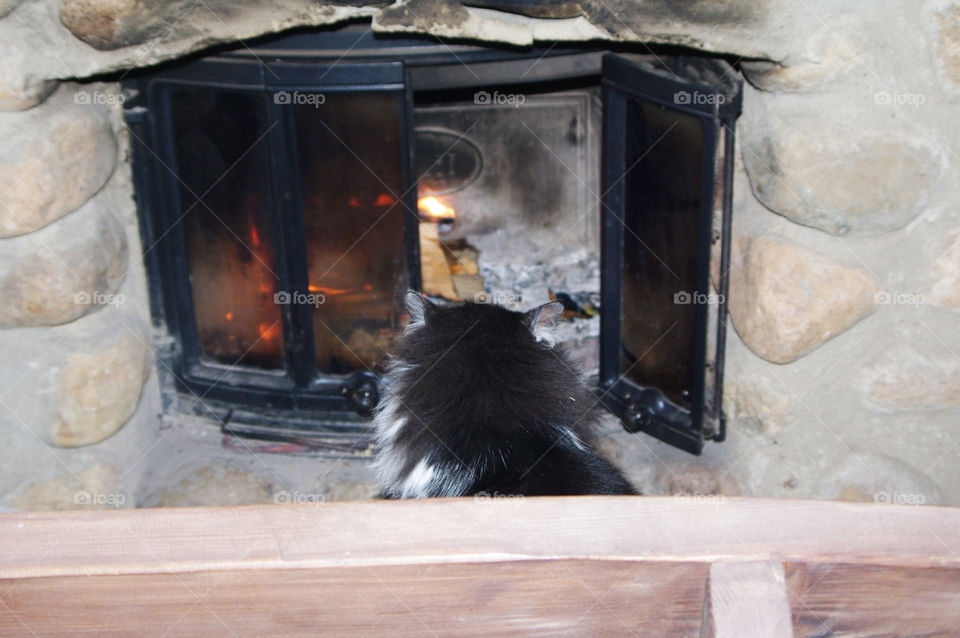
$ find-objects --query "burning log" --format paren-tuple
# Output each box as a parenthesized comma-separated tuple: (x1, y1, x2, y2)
(419, 222, 458, 299)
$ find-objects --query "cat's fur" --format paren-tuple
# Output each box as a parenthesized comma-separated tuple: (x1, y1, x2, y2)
(372, 291, 637, 498)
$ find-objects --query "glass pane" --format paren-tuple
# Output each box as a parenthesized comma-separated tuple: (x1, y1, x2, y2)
(620, 98, 704, 409)
(171, 88, 284, 370)
(294, 93, 408, 374)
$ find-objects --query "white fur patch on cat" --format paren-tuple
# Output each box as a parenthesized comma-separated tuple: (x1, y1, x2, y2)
(391, 457, 476, 498)
(533, 331, 556, 348)
(563, 427, 588, 452)
(400, 459, 436, 498)
(380, 417, 406, 444)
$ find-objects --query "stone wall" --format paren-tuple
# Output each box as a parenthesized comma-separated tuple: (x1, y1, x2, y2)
(0, 78, 159, 510)
(0, 0, 957, 509)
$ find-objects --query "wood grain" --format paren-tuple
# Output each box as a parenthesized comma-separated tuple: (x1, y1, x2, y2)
(704, 561, 793, 638)
(1, 560, 707, 637)
(2, 497, 958, 580)
(787, 563, 960, 638)
(1, 497, 959, 636)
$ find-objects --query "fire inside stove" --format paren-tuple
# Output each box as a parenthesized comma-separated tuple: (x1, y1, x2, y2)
(411, 88, 603, 365)
(174, 90, 408, 376)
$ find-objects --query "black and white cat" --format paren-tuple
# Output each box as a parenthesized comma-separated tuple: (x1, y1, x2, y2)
(372, 291, 637, 498)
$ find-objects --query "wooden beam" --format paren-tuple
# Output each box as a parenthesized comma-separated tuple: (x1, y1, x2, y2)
(2, 497, 958, 580)
(786, 563, 960, 637)
(1, 560, 708, 637)
(1, 497, 958, 636)
(703, 561, 793, 638)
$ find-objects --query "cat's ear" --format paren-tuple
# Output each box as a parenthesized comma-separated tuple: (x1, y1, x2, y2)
(522, 301, 564, 348)
(405, 290, 433, 327)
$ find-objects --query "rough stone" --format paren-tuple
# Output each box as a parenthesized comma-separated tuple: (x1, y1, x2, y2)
(0, 85, 117, 236)
(817, 452, 942, 505)
(930, 232, 960, 310)
(728, 236, 880, 364)
(0, 0, 22, 20)
(53, 330, 150, 447)
(740, 101, 943, 236)
(376, 0, 778, 49)
(2, 0, 810, 99)
(933, 3, 960, 96)
(325, 481, 380, 501)
(12, 464, 128, 511)
(60, 0, 181, 51)
(59, 0, 389, 51)
(655, 460, 741, 497)
(375, 0, 536, 45)
(140, 465, 277, 507)
(723, 375, 791, 434)
(0, 43, 58, 111)
(742, 19, 865, 92)
(864, 347, 960, 413)
(0, 196, 127, 328)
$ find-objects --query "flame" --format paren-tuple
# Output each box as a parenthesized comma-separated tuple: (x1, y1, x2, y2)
(308, 285, 351, 295)
(258, 322, 280, 341)
(247, 207, 261, 249)
(225, 312, 234, 322)
(376, 193, 396, 207)
(348, 197, 361, 208)
(418, 196, 456, 221)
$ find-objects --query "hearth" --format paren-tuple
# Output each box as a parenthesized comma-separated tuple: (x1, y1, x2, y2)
(125, 25, 741, 455)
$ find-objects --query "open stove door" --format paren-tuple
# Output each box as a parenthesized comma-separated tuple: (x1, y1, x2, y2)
(598, 53, 742, 455)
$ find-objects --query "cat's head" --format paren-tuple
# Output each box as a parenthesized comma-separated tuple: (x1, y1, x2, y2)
(402, 290, 564, 351)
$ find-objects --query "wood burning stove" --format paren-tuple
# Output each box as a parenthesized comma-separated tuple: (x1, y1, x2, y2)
(124, 25, 741, 455)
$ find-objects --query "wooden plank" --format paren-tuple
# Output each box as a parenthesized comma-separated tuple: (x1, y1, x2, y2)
(1, 497, 958, 581)
(0, 560, 708, 637)
(703, 561, 793, 638)
(2, 498, 959, 636)
(787, 563, 960, 637)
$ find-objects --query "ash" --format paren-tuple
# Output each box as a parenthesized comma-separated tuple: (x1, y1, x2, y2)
(469, 226, 601, 374)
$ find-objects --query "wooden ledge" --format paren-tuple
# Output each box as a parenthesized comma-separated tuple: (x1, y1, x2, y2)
(2, 497, 959, 636)
(3, 497, 959, 578)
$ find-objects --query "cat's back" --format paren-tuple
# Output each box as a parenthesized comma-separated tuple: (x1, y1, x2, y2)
(373, 293, 637, 497)
(393, 301, 588, 420)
